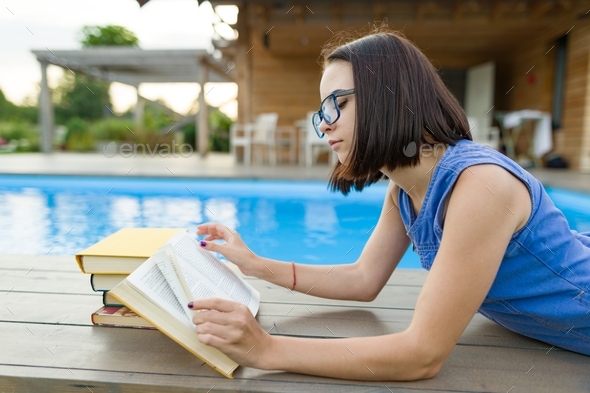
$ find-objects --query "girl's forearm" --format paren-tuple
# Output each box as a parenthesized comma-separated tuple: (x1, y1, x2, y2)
(250, 256, 372, 301)
(261, 332, 438, 381)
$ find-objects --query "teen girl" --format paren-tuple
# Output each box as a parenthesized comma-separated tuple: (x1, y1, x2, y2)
(189, 30, 590, 381)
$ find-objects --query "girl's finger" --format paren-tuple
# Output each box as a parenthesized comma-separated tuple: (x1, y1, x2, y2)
(192, 309, 233, 326)
(195, 322, 232, 340)
(196, 332, 227, 348)
(188, 297, 237, 313)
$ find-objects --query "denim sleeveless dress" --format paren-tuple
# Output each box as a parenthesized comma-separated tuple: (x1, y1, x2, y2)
(397, 139, 590, 355)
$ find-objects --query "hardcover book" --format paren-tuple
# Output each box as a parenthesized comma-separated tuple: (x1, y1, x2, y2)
(90, 274, 128, 291)
(91, 305, 154, 329)
(102, 291, 124, 307)
(110, 231, 260, 379)
(75, 228, 186, 274)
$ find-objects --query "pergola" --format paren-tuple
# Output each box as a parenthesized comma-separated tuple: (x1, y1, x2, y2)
(32, 48, 235, 155)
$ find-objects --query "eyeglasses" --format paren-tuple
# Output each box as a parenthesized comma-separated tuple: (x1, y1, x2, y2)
(312, 88, 355, 138)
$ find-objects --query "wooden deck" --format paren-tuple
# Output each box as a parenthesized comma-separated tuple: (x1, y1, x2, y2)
(1, 254, 589, 392)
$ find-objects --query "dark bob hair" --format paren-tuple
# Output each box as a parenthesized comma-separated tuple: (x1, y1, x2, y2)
(322, 29, 471, 195)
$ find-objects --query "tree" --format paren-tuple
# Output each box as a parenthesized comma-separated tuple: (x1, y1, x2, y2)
(80, 25, 139, 47)
(55, 25, 139, 123)
(0, 88, 37, 123)
(54, 74, 111, 123)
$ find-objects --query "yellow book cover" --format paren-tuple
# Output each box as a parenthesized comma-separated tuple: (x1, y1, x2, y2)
(110, 232, 261, 378)
(75, 228, 186, 274)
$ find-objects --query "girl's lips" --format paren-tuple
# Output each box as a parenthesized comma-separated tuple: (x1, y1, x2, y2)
(328, 140, 342, 150)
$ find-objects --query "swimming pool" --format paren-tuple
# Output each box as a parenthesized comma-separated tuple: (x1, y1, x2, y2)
(1, 175, 589, 269)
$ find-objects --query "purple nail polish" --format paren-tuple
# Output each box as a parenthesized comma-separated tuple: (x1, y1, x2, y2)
(188, 302, 193, 309)
(200, 241, 207, 247)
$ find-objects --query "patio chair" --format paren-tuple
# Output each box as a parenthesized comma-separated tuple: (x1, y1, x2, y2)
(301, 111, 338, 166)
(230, 112, 279, 165)
(467, 116, 500, 151)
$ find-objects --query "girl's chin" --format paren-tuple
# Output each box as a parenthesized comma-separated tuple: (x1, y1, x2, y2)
(336, 152, 347, 165)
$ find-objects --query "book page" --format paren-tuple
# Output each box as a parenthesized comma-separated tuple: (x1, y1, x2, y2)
(124, 254, 193, 329)
(167, 232, 260, 316)
(154, 247, 194, 323)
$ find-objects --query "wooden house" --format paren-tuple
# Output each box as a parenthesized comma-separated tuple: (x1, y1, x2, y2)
(146, 0, 590, 170)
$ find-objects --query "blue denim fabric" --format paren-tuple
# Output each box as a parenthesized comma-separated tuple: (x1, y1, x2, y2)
(397, 139, 590, 355)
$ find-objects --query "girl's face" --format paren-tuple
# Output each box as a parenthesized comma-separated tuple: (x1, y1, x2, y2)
(318, 61, 356, 164)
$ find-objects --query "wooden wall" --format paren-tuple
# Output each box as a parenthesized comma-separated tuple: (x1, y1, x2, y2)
(493, 35, 555, 162)
(560, 23, 590, 171)
(494, 21, 590, 171)
(249, 32, 321, 126)
(495, 45, 554, 114)
(229, 1, 590, 170)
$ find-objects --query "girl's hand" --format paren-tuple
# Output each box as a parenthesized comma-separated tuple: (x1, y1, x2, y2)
(190, 298, 273, 369)
(196, 223, 258, 276)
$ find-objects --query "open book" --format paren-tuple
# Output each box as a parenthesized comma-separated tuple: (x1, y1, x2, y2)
(110, 232, 260, 378)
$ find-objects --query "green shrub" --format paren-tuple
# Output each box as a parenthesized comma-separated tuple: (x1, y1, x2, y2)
(182, 109, 232, 152)
(0, 122, 40, 152)
(144, 103, 178, 132)
(91, 118, 136, 141)
(134, 127, 173, 148)
(65, 117, 94, 151)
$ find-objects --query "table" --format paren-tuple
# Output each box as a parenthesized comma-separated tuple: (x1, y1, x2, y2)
(1, 254, 589, 392)
(495, 110, 553, 168)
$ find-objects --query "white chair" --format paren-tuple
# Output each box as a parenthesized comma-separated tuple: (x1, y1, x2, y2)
(274, 125, 297, 164)
(230, 113, 279, 165)
(300, 111, 338, 166)
(467, 116, 500, 151)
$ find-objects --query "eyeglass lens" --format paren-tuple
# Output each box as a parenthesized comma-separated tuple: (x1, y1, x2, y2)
(312, 95, 338, 137)
(321, 95, 338, 124)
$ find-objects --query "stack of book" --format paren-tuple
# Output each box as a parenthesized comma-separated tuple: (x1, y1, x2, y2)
(75, 228, 186, 329)
(75, 227, 261, 378)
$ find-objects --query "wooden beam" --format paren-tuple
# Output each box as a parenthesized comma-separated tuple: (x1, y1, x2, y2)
(293, 4, 305, 25)
(201, 57, 237, 83)
(558, 0, 573, 12)
(38, 60, 54, 154)
(453, 1, 468, 21)
(530, 0, 555, 20)
(254, 3, 269, 26)
(515, 0, 528, 13)
(491, 0, 511, 21)
(416, 1, 438, 24)
(331, 2, 342, 25)
(373, 2, 387, 22)
(236, 3, 252, 124)
(198, 59, 209, 157)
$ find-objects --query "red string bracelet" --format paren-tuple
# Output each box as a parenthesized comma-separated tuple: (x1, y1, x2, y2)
(291, 261, 296, 291)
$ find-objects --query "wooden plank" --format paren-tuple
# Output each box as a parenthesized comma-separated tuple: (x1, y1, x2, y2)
(0, 269, 423, 309)
(0, 322, 588, 393)
(0, 254, 80, 272)
(0, 255, 428, 287)
(0, 270, 95, 295)
(2, 255, 590, 392)
(0, 291, 548, 349)
(0, 366, 393, 393)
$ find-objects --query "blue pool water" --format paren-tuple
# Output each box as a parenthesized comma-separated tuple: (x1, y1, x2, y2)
(0, 175, 417, 266)
(1, 175, 589, 269)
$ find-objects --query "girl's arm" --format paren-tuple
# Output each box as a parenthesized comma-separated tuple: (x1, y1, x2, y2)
(197, 180, 410, 301)
(192, 165, 528, 380)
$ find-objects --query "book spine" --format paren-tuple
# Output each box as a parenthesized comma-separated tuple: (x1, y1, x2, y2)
(91, 321, 156, 330)
(102, 291, 124, 307)
(75, 254, 86, 273)
(90, 274, 97, 292)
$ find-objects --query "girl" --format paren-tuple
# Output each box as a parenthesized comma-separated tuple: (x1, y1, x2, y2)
(189, 30, 590, 381)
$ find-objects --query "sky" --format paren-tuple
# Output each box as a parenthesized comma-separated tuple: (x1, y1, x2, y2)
(0, 0, 239, 118)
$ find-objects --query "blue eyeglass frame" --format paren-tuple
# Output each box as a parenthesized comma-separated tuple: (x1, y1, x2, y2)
(312, 88, 355, 138)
